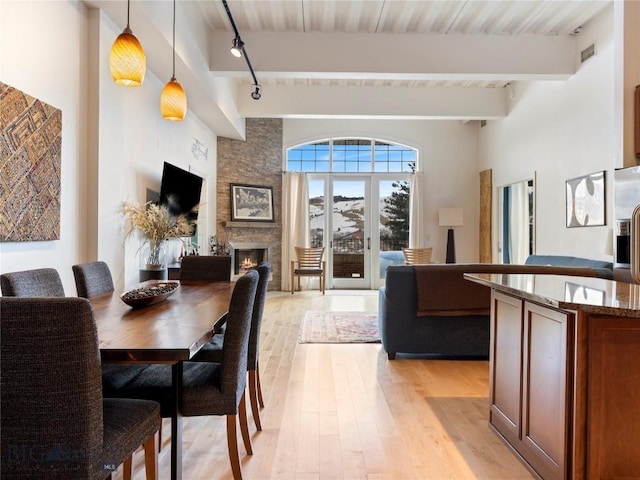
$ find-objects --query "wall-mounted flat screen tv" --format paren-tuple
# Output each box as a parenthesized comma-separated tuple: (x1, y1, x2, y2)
(159, 162, 203, 237)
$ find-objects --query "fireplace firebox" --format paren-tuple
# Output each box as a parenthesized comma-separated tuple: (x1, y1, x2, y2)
(229, 242, 272, 279)
(234, 249, 266, 275)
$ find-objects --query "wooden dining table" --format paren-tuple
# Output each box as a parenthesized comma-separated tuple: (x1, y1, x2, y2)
(90, 280, 235, 480)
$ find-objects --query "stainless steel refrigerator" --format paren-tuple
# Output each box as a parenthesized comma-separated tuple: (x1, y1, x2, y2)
(613, 166, 640, 271)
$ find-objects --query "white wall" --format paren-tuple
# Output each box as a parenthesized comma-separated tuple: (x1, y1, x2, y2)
(478, 5, 617, 262)
(1, 1, 218, 293)
(1, 0, 88, 293)
(283, 119, 481, 263)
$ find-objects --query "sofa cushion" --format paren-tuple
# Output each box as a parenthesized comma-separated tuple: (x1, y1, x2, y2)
(525, 255, 613, 279)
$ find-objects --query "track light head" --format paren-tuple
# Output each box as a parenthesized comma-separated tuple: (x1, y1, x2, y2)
(251, 84, 261, 100)
(230, 37, 244, 57)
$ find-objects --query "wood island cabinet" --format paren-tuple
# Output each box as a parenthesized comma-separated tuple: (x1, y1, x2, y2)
(469, 274, 640, 480)
(490, 292, 570, 480)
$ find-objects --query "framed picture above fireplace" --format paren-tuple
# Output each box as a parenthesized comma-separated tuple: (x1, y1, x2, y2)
(230, 183, 275, 222)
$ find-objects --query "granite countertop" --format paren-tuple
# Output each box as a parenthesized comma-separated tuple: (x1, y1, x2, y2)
(464, 273, 640, 318)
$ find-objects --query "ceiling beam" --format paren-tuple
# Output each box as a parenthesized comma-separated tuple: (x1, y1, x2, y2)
(210, 31, 577, 80)
(237, 84, 508, 120)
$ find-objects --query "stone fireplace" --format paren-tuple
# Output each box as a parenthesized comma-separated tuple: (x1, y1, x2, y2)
(217, 119, 283, 290)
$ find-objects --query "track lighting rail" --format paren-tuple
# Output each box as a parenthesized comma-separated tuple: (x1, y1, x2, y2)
(222, 0, 261, 100)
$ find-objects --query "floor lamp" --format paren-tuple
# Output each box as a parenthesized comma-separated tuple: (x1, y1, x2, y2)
(439, 208, 463, 263)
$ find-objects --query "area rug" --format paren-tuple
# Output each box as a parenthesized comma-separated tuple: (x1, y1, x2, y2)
(299, 310, 380, 344)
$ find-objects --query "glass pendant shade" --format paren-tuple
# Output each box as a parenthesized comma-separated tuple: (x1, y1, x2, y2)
(160, 78, 187, 121)
(110, 27, 146, 86)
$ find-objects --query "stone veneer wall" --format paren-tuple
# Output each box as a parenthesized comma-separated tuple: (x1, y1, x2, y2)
(217, 118, 283, 290)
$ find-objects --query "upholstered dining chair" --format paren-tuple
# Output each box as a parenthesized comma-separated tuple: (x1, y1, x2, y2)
(402, 247, 434, 265)
(0, 297, 160, 480)
(72, 261, 152, 457)
(291, 246, 326, 294)
(102, 269, 259, 480)
(180, 255, 232, 281)
(193, 262, 271, 431)
(73, 261, 115, 298)
(0, 268, 65, 297)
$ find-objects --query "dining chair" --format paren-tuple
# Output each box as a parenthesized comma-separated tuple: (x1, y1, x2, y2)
(0, 297, 160, 480)
(72, 261, 115, 298)
(150, 253, 231, 450)
(0, 268, 65, 297)
(402, 247, 434, 264)
(179, 255, 232, 281)
(291, 246, 326, 294)
(102, 269, 259, 480)
(193, 262, 271, 431)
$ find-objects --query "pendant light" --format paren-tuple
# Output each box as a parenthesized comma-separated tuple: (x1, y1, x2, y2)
(109, 0, 146, 86)
(160, 0, 187, 121)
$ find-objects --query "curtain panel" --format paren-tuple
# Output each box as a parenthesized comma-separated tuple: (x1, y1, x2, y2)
(281, 172, 310, 291)
(409, 172, 428, 248)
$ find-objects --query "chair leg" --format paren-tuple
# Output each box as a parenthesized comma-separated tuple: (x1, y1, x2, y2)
(248, 369, 262, 431)
(144, 432, 158, 480)
(238, 391, 253, 454)
(255, 362, 264, 408)
(226, 414, 243, 480)
(123, 455, 132, 480)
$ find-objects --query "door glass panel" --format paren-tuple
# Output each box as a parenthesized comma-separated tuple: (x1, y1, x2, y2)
(332, 180, 365, 280)
(309, 179, 325, 248)
(379, 179, 410, 279)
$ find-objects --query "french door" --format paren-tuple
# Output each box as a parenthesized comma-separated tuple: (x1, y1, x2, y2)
(309, 174, 410, 290)
(330, 177, 371, 289)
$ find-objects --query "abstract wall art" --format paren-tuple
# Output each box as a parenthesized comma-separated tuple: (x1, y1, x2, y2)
(1, 82, 62, 242)
(566, 170, 606, 228)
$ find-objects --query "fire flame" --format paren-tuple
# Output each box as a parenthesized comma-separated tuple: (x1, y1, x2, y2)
(241, 257, 256, 270)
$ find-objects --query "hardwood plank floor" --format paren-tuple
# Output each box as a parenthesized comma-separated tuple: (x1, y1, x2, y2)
(114, 290, 533, 480)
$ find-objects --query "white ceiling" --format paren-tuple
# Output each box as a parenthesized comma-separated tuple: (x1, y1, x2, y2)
(86, 0, 611, 138)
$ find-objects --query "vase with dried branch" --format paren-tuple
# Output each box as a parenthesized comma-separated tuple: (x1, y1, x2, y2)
(123, 201, 196, 270)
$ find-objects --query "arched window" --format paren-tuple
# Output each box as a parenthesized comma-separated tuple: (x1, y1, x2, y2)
(286, 138, 417, 173)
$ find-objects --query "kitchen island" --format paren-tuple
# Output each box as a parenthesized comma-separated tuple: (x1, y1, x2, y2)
(464, 273, 640, 480)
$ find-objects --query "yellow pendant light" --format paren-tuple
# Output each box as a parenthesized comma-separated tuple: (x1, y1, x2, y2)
(109, 0, 146, 86)
(161, 78, 187, 121)
(160, 0, 187, 121)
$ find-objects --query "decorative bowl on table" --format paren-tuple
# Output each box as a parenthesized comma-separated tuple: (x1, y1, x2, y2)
(120, 281, 180, 308)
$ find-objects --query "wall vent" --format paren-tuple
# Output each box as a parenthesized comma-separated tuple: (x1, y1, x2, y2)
(581, 43, 596, 63)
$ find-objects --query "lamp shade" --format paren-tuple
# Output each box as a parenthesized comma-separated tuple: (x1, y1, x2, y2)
(439, 208, 463, 227)
(160, 78, 187, 121)
(109, 28, 146, 86)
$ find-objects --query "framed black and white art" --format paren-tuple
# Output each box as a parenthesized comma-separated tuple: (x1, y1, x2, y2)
(230, 184, 275, 222)
(565, 170, 606, 228)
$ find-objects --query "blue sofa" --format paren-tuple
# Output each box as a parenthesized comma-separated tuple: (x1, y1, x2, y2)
(378, 257, 614, 360)
(524, 254, 614, 279)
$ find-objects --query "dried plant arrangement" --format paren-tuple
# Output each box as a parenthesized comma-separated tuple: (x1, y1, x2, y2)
(123, 201, 196, 268)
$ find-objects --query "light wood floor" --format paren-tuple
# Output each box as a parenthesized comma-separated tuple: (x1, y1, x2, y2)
(116, 290, 534, 480)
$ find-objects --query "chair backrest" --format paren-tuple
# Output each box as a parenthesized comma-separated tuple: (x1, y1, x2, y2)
(1, 297, 104, 478)
(247, 262, 271, 369)
(72, 261, 115, 298)
(180, 255, 232, 281)
(402, 247, 433, 265)
(220, 269, 259, 405)
(295, 247, 325, 270)
(0, 268, 65, 297)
